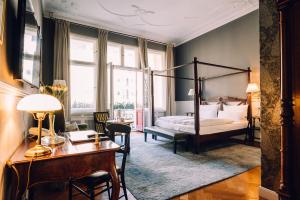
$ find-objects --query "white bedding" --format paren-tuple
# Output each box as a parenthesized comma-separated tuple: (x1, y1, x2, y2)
(155, 116, 248, 135)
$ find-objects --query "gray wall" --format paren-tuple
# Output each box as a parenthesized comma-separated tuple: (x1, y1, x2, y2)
(175, 10, 259, 101)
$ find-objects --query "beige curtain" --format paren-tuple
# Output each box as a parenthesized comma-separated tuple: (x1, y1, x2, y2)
(96, 29, 108, 112)
(138, 37, 148, 69)
(53, 20, 71, 120)
(166, 43, 175, 115)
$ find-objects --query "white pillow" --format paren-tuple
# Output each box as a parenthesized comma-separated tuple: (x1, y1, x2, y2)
(225, 101, 242, 106)
(199, 105, 219, 119)
(220, 104, 248, 121)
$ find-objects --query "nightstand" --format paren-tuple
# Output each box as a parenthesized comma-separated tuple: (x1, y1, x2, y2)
(251, 116, 260, 142)
(186, 112, 194, 116)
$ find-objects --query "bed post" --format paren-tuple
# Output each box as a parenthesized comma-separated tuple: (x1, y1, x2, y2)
(194, 57, 200, 136)
(151, 70, 155, 126)
(199, 77, 203, 104)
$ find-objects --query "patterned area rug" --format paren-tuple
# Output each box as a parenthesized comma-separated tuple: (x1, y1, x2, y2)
(117, 133, 261, 200)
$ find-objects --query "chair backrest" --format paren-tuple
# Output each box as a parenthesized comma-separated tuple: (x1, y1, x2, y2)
(93, 112, 109, 133)
(106, 124, 131, 173)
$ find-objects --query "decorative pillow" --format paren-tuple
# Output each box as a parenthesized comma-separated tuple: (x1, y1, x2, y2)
(199, 104, 219, 119)
(220, 104, 248, 121)
(225, 101, 243, 106)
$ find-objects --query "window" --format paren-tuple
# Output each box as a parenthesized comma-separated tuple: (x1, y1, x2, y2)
(22, 25, 39, 83)
(107, 42, 138, 68)
(148, 49, 165, 71)
(148, 49, 166, 110)
(70, 34, 97, 114)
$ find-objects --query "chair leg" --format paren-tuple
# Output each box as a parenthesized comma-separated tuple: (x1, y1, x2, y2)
(120, 173, 128, 200)
(174, 140, 177, 154)
(88, 185, 95, 200)
(68, 179, 73, 200)
(106, 181, 111, 200)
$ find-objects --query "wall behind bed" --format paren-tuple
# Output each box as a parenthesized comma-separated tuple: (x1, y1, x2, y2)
(174, 10, 259, 115)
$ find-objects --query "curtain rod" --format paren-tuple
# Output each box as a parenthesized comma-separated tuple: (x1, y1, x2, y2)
(47, 13, 167, 46)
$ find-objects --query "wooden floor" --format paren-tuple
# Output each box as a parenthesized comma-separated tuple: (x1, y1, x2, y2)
(32, 167, 261, 200)
(172, 167, 261, 200)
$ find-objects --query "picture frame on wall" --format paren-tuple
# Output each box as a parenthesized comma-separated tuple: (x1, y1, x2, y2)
(0, 0, 6, 45)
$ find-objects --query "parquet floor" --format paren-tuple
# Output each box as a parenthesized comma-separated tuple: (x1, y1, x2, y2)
(172, 167, 261, 200)
(33, 167, 260, 200)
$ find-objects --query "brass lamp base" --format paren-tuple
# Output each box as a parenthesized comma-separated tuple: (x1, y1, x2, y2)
(41, 135, 65, 146)
(24, 144, 52, 157)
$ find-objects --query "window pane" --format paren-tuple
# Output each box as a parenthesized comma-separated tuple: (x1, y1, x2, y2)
(70, 37, 96, 62)
(71, 65, 96, 113)
(23, 26, 38, 55)
(107, 44, 121, 65)
(148, 51, 165, 70)
(124, 47, 137, 68)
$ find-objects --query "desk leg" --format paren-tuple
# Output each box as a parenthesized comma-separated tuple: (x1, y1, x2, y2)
(109, 161, 120, 200)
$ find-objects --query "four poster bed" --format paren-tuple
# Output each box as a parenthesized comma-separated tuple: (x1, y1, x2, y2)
(144, 57, 252, 153)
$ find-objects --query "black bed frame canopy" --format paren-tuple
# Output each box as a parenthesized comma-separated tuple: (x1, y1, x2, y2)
(150, 57, 251, 136)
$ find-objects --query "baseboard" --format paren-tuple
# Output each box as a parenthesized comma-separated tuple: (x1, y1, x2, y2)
(259, 186, 278, 200)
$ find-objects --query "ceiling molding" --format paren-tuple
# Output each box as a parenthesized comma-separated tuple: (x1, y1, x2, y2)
(175, 7, 258, 46)
(43, 0, 259, 46)
(44, 11, 170, 44)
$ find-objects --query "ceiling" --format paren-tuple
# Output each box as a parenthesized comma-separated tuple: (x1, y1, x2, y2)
(42, 0, 258, 45)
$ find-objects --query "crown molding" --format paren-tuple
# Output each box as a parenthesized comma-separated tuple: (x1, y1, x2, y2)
(44, 2, 258, 46)
(174, 7, 259, 46)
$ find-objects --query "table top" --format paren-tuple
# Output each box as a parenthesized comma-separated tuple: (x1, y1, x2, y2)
(8, 130, 120, 165)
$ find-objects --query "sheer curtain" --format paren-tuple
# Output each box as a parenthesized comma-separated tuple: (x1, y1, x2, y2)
(96, 29, 108, 112)
(166, 43, 175, 115)
(53, 19, 70, 120)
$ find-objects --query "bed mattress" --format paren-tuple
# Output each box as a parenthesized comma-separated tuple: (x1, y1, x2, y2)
(155, 116, 248, 135)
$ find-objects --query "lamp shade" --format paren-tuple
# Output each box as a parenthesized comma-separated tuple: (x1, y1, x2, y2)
(17, 94, 62, 112)
(246, 83, 259, 93)
(53, 80, 67, 86)
(188, 89, 195, 96)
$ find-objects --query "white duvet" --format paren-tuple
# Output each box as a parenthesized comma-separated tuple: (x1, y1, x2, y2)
(155, 116, 248, 135)
(155, 116, 233, 127)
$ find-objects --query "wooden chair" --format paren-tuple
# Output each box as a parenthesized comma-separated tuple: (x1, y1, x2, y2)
(93, 112, 109, 135)
(69, 124, 131, 200)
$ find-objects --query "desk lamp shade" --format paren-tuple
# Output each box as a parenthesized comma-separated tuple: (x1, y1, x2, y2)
(188, 89, 195, 96)
(246, 83, 259, 93)
(17, 94, 62, 157)
(17, 94, 62, 112)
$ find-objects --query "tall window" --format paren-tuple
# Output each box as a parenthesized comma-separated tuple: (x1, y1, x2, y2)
(70, 34, 97, 114)
(107, 42, 139, 68)
(148, 49, 166, 110)
(22, 25, 39, 84)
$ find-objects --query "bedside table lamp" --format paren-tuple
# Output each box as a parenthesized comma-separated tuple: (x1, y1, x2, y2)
(246, 83, 259, 93)
(17, 94, 62, 157)
(188, 89, 195, 96)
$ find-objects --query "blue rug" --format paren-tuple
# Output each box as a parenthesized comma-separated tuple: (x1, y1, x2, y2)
(117, 134, 260, 200)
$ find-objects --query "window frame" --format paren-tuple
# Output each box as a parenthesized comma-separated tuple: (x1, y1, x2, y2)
(147, 48, 166, 72)
(69, 33, 98, 115)
(107, 42, 139, 68)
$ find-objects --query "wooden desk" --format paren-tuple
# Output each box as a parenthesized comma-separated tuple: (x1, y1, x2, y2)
(6, 134, 120, 200)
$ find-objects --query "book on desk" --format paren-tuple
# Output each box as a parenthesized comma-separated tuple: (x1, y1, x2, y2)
(65, 130, 110, 144)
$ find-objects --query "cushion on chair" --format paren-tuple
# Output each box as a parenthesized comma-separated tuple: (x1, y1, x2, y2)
(78, 171, 110, 186)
